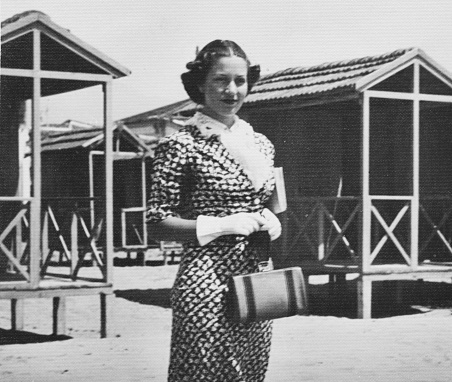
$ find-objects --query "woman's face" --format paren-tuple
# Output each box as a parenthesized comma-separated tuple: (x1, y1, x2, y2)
(199, 55, 248, 127)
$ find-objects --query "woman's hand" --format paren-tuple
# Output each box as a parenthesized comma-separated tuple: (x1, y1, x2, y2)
(197, 212, 267, 246)
(218, 212, 267, 236)
(259, 208, 282, 241)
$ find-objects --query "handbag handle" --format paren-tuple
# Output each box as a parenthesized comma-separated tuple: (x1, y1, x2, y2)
(249, 231, 273, 270)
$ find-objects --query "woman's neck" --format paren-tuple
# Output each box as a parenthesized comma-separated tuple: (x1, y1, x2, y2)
(200, 107, 235, 128)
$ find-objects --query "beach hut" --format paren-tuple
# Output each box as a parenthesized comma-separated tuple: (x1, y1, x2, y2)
(40, 124, 154, 252)
(132, 48, 452, 317)
(1, 11, 130, 336)
(236, 47, 452, 318)
(119, 99, 193, 264)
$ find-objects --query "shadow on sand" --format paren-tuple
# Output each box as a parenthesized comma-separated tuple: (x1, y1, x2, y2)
(115, 279, 452, 319)
(115, 288, 172, 309)
(0, 328, 71, 346)
(308, 278, 452, 318)
(5, 280, 449, 346)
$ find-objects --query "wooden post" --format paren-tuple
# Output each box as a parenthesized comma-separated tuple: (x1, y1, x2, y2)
(100, 293, 115, 338)
(328, 274, 336, 284)
(42, 209, 49, 262)
(318, 205, 325, 261)
(394, 280, 404, 305)
(15, 213, 22, 267)
(357, 277, 372, 319)
(11, 299, 24, 331)
(30, 29, 42, 288)
(141, 156, 147, 247)
(71, 210, 79, 273)
(121, 208, 126, 248)
(362, 92, 371, 273)
(411, 62, 420, 270)
(89, 152, 95, 229)
(103, 81, 114, 284)
(52, 296, 66, 336)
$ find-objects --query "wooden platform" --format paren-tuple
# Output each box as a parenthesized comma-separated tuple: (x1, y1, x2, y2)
(0, 278, 113, 338)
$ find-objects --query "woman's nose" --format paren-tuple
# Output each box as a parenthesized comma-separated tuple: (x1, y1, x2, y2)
(224, 81, 237, 94)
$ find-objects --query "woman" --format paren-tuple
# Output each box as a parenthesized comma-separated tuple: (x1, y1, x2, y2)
(147, 39, 281, 382)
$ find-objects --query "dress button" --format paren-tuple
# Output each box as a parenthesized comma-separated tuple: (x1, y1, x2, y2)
(254, 198, 260, 205)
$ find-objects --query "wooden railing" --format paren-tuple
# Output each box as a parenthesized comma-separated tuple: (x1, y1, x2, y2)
(287, 196, 361, 264)
(0, 197, 32, 281)
(0, 197, 106, 284)
(40, 197, 105, 281)
(287, 194, 452, 268)
(3, 194, 450, 283)
(419, 195, 452, 261)
(367, 196, 412, 266)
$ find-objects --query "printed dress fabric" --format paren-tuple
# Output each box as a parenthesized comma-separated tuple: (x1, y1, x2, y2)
(147, 115, 276, 382)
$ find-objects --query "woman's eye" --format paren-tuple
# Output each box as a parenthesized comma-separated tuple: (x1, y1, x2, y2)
(235, 78, 246, 86)
(215, 77, 228, 85)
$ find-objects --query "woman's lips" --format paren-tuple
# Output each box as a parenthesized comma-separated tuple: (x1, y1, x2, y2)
(222, 99, 238, 105)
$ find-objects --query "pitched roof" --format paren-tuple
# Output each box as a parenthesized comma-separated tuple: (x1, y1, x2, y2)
(41, 119, 98, 132)
(246, 48, 416, 104)
(41, 127, 104, 151)
(41, 125, 154, 154)
(1, 10, 131, 78)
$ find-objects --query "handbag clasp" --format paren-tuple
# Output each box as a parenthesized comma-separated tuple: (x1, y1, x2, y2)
(258, 258, 274, 272)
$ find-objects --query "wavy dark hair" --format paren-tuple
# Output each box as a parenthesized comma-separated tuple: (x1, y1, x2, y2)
(181, 40, 260, 105)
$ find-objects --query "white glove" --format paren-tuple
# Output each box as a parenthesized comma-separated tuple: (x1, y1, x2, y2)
(259, 208, 282, 241)
(197, 212, 267, 246)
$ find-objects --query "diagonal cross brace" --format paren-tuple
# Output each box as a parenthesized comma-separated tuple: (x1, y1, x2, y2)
(0, 207, 30, 280)
(288, 202, 320, 256)
(370, 203, 411, 265)
(322, 203, 360, 261)
(419, 203, 452, 256)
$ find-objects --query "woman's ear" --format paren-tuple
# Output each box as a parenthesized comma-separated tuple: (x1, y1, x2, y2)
(198, 83, 205, 94)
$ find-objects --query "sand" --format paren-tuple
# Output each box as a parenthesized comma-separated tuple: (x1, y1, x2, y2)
(1, 264, 451, 382)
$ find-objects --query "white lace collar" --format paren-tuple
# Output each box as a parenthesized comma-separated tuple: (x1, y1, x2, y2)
(185, 111, 272, 192)
(186, 111, 254, 139)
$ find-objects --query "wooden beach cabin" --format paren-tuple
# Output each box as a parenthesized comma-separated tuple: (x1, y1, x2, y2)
(1, 11, 131, 336)
(40, 124, 154, 253)
(237, 47, 452, 318)
(119, 100, 192, 264)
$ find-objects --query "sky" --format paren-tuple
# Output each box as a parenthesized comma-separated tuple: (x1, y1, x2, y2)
(2, 0, 452, 125)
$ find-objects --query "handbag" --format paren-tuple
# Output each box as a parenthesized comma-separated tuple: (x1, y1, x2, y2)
(226, 233, 309, 324)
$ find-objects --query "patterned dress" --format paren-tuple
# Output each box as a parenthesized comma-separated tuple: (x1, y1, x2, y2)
(147, 116, 276, 382)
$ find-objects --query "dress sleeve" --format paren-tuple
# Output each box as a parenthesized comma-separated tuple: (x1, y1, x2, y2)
(146, 134, 191, 223)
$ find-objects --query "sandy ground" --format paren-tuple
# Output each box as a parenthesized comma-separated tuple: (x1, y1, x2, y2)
(0, 263, 451, 382)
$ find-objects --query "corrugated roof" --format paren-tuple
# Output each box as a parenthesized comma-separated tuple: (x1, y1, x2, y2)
(247, 48, 415, 103)
(41, 125, 155, 154)
(41, 128, 104, 151)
